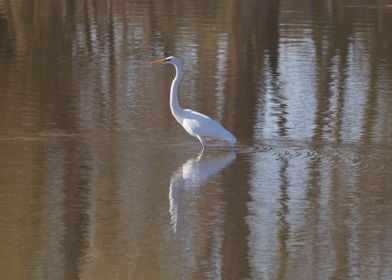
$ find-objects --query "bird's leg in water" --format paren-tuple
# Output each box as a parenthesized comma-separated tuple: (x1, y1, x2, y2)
(197, 136, 206, 151)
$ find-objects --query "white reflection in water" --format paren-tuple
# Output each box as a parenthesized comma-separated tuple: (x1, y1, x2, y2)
(214, 33, 229, 121)
(246, 144, 392, 278)
(169, 150, 236, 234)
(255, 40, 318, 141)
(247, 149, 316, 278)
(341, 42, 369, 142)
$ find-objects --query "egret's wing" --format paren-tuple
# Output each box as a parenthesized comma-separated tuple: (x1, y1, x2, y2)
(182, 117, 202, 136)
(182, 116, 219, 137)
(182, 109, 236, 144)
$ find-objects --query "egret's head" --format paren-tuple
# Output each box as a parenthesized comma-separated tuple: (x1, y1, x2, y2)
(151, 56, 179, 65)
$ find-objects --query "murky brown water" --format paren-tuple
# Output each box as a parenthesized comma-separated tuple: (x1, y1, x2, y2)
(1, 0, 392, 279)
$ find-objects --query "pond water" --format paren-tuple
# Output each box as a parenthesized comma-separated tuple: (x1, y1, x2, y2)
(0, 0, 391, 279)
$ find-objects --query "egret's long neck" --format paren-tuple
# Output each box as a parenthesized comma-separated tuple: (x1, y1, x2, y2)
(170, 62, 184, 120)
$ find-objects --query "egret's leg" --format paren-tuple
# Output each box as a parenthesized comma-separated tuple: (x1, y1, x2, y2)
(196, 135, 206, 151)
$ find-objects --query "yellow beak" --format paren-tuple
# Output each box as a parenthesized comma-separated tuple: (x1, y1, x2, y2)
(150, 58, 166, 64)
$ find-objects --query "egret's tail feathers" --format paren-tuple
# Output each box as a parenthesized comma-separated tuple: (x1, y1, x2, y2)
(224, 130, 237, 145)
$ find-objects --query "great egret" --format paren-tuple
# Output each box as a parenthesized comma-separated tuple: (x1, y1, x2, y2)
(151, 56, 237, 149)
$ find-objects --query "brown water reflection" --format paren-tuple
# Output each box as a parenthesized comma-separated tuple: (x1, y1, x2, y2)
(1, 0, 392, 279)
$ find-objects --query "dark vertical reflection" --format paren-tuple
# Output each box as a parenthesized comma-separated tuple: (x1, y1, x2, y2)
(219, 156, 251, 279)
(61, 142, 91, 280)
(227, 0, 280, 142)
(220, 1, 280, 278)
(310, 0, 350, 144)
(0, 0, 77, 133)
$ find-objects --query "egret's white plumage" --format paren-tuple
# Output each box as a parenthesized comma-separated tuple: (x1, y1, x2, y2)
(151, 56, 237, 149)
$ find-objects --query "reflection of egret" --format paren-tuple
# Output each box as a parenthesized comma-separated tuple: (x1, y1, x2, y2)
(169, 150, 236, 234)
(151, 56, 237, 149)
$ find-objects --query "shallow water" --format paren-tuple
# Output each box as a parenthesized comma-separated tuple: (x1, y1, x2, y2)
(0, 0, 391, 279)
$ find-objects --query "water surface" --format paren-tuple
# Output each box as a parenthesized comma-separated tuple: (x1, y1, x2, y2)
(0, 0, 391, 279)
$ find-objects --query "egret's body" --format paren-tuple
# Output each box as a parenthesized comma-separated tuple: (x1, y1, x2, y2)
(152, 56, 237, 148)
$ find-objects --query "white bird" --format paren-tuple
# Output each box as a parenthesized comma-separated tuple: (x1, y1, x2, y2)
(151, 56, 237, 149)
